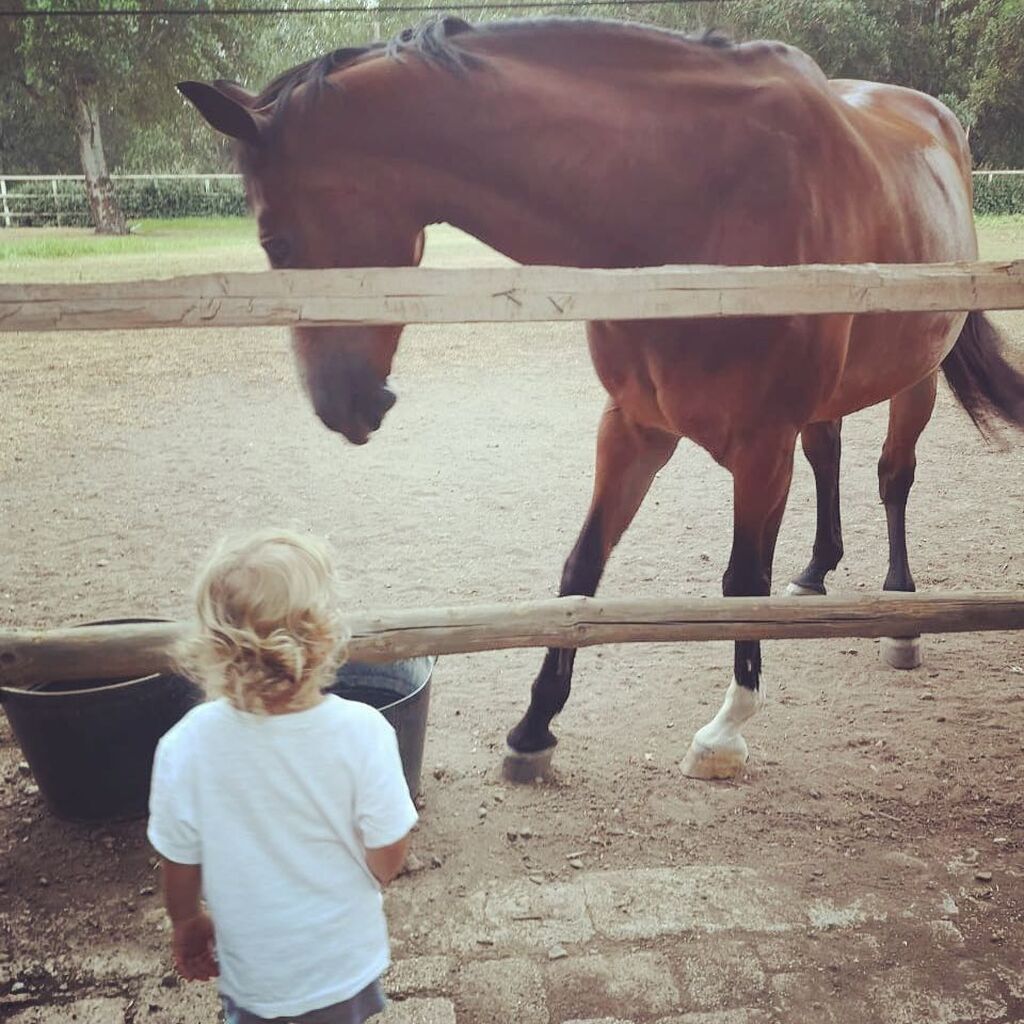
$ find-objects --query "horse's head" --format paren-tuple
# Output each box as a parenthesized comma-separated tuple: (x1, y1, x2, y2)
(177, 78, 425, 445)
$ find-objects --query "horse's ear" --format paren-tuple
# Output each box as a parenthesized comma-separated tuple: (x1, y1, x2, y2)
(211, 79, 257, 108)
(177, 80, 263, 147)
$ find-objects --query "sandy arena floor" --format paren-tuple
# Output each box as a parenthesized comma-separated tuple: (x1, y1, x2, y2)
(1, 226, 1022, 1023)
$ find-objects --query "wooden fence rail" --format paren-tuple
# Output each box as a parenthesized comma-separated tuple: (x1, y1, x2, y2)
(2, 260, 1023, 332)
(1, 592, 1022, 690)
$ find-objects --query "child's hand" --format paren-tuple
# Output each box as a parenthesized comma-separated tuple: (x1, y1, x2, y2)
(172, 911, 219, 981)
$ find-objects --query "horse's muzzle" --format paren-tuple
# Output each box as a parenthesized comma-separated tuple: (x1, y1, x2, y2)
(317, 381, 397, 445)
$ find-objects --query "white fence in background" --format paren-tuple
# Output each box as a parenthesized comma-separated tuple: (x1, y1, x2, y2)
(0, 174, 241, 228)
(1, 171, 1023, 229)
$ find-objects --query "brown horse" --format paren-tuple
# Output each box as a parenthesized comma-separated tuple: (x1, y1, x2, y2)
(179, 17, 1024, 780)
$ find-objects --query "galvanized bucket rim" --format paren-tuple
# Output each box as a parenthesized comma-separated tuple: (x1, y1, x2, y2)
(0, 614, 173, 703)
(0, 671, 167, 703)
(330, 654, 436, 712)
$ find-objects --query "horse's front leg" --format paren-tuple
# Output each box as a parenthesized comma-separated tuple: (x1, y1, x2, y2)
(682, 431, 797, 780)
(503, 404, 678, 781)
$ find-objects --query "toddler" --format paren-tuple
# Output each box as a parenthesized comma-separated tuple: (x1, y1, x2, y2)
(148, 528, 417, 1024)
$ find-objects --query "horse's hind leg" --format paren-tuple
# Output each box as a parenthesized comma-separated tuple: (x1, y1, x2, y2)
(503, 404, 678, 781)
(682, 430, 797, 780)
(788, 419, 845, 596)
(878, 374, 938, 669)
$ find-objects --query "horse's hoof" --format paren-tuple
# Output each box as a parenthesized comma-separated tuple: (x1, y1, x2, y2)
(679, 736, 748, 781)
(880, 636, 922, 670)
(786, 581, 824, 597)
(502, 744, 555, 784)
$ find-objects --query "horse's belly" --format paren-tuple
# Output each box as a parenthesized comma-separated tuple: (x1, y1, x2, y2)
(814, 310, 966, 419)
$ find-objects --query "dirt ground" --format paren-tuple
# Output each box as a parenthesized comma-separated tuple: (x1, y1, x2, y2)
(0, 226, 1022, 1022)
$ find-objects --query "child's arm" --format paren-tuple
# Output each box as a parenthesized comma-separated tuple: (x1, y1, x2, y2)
(161, 859, 219, 981)
(353, 710, 419, 885)
(365, 831, 413, 886)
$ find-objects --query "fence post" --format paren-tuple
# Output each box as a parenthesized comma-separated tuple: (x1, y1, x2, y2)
(51, 178, 62, 228)
(0, 178, 10, 229)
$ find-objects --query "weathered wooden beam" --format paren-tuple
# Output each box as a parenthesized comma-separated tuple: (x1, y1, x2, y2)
(1, 592, 1021, 690)
(1, 261, 1022, 332)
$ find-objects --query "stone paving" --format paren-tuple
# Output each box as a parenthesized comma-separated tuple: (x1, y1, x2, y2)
(4, 865, 1022, 1023)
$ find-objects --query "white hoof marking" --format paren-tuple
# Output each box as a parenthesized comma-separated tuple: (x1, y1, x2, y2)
(681, 680, 762, 781)
(680, 735, 748, 780)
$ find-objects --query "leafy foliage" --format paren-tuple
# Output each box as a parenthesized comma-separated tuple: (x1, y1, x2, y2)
(647, 0, 1024, 167)
(0, 0, 1021, 190)
(973, 174, 1024, 215)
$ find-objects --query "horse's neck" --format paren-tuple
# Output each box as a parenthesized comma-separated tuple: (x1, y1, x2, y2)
(345, 38, 844, 267)
(378, 66, 712, 268)
(410, 124, 622, 267)
(391, 74, 771, 268)
(432, 174, 608, 268)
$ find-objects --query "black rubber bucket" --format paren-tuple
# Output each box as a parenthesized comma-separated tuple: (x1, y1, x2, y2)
(0, 619, 201, 823)
(327, 656, 434, 798)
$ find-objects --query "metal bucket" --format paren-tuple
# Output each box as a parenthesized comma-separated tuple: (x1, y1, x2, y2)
(0, 663, 201, 825)
(0, 617, 201, 823)
(0, 619, 433, 817)
(327, 656, 434, 798)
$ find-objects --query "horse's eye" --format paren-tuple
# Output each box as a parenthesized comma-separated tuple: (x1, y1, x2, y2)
(262, 237, 291, 267)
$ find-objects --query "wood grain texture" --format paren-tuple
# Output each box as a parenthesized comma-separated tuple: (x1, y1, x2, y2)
(2, 261, 1023, 332)
(1, 592, 1020, 690)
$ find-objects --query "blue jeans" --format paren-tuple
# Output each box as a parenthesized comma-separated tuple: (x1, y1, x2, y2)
(220, 979, 386, 1024)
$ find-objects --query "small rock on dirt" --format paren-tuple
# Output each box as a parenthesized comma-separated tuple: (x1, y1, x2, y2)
(974, 870, 993, 882)
(402, 854, 427, 875)
(547, 945, 568, 960)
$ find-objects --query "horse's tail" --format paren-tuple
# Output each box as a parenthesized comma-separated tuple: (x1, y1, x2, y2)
(941, 311, 1024, 440)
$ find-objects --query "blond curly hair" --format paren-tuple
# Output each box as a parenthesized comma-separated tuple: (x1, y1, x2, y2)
(177, 528, 350, 715)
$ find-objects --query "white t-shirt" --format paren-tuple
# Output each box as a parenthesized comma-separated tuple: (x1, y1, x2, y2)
(147, 694, 418, 1020)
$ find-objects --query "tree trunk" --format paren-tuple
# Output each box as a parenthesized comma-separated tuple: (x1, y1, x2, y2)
(72, 82, 126, 236)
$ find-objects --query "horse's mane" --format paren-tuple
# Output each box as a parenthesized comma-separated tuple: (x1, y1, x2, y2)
(236, 16, 731, 169)
(254, 16, 732, 113)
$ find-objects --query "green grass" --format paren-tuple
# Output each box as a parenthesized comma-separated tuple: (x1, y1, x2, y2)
(0, 214, 1020, 283)
(0, 217, 257, 262)
(974, 214, 1024, 261)
(0, 217, 504, 283)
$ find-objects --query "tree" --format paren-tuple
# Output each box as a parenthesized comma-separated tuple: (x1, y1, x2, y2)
(6, 0, 251, 232)
(0, 15, 76, 175)
(957, 0, 1024, 165)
